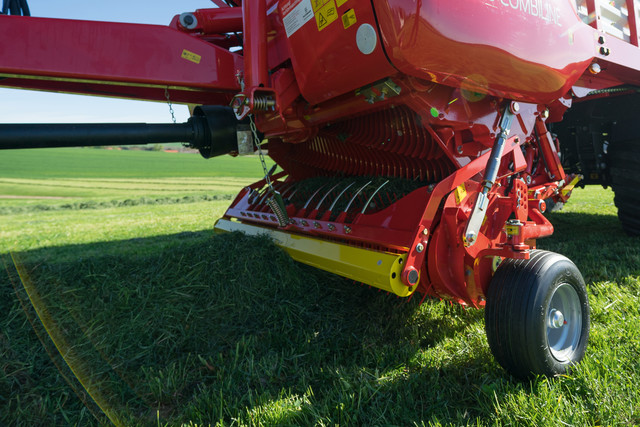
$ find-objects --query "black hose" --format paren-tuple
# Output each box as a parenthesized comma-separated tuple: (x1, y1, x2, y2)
(18, 0, 29, 16)
(1, 0, 29, 15)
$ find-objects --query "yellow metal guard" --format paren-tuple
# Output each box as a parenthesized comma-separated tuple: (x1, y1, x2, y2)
(214, 219, 415, 297)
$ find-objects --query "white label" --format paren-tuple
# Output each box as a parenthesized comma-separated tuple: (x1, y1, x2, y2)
(283, 0, 314, 37)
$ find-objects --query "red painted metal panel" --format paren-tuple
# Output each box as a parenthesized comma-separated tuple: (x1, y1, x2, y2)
(278, 0, 396, 105)
(0, 15, 243, 102)
(372, 0, 597, 104)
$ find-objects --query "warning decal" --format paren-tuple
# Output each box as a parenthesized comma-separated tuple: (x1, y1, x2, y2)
(312, 0, 338, 31)
(342, 8, 356, 29)
(454, 183, 467, 205)
(282, 0, 314, 37)
(181, 49, 202, 64)
(336, 0, 349, 6)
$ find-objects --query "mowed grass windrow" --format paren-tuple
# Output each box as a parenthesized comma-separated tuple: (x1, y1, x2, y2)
(1, 148, 639, 425)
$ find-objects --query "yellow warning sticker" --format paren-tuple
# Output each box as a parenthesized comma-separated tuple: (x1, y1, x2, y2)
(337, 0, 349, 6)
(314, 0, 338, 31)
(505, 225, 520, 236)
(342, 8, 356, 29)
(454, 183, 467, 205)
(311, 0, 328, 12)
(181, 49, 201, 64)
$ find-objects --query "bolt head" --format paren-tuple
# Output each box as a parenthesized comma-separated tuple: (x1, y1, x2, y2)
(589, 63, 601, 74)
(510, 102, 520, 113)
(407, 269, 419, 285)
(416, 243, 424, 253)
(465, 231, 477, 245)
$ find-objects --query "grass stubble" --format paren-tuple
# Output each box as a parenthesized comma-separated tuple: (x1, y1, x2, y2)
(0, 151, 639, 426)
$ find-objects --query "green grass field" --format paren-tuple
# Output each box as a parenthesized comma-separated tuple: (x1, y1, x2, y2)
(1, 149, 640, 425)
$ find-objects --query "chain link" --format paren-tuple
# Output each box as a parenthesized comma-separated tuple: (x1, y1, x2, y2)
(250, 114, 275, 192)
(249, 114, 290, 227)
(164, 87, 177, 124)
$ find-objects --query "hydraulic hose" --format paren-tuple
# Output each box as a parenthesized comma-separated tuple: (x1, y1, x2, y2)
(2, 0, 30, 16)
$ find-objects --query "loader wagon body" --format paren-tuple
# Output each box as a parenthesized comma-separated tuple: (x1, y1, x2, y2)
(286, 0, 595, 104)
(2, 0, 640, 379)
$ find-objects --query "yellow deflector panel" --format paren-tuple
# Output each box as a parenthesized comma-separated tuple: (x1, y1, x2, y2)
(215, 219, 415, 297)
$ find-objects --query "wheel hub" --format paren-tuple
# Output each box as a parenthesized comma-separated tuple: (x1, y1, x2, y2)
(546, 283, 582, 362)
(547, 309, 565, 329)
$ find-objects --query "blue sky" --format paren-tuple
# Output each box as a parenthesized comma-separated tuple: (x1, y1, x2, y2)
(0, 0, 218, 123)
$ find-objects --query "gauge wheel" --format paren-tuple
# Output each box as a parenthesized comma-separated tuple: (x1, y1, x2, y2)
(485, 250, 590, 379)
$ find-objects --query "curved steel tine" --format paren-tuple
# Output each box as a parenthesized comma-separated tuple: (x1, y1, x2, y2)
(314, 182, 342, 211)
(328, 181, 357, 212)
(283, 186, 301, 202)
(256, 186, 272, 206)
(248, 187, 261, 204)
(343, 180, 373, 214)
(361, 180, 389, 214)
(278, 181, 296, 198)
(302, 183, 329, 210)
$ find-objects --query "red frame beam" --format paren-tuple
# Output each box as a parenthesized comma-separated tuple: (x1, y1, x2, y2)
(0, 15, 243, 104)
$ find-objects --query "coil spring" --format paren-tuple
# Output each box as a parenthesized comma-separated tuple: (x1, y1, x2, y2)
(253, 95, 276, 111)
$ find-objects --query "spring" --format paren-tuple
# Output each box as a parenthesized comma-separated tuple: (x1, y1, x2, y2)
(253, 95, 276, 111)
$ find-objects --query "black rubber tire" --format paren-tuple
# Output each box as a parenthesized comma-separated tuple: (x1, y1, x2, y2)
(609, 138, 640, 236)
(485, 250, 590, 379)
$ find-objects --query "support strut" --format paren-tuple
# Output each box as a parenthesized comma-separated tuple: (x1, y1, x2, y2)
(463, 102, 518, 247)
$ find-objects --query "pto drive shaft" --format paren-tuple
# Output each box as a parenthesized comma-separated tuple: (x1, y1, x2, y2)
(0, 105, 240, 159)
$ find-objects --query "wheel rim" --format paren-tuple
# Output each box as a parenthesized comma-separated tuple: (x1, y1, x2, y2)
(546, 283, 582, 362)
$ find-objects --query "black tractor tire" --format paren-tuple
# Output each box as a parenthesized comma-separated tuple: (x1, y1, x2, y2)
(485, 250, 590, 379)
(609, 138, 640, 236)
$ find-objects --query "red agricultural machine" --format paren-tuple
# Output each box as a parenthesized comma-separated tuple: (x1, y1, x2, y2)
(2, 0, 640, 378)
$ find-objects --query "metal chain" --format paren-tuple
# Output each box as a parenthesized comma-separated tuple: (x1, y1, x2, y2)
(249, 114, 291, 227)
(249, 114, 275, 191)
(164, 87, 177, 124)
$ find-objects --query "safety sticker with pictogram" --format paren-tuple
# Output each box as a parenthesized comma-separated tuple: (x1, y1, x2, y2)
(341, 8, 356, 29)
(282, 0, 314, 37)
(311, 0, 338, 31)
